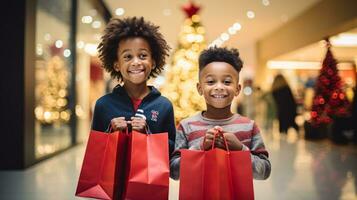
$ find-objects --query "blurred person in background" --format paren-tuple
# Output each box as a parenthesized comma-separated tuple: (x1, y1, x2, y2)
(271, 74, 299, 134)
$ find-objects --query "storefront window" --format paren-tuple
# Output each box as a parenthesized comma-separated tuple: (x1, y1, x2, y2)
(76, 1, 106, 143)
(34, 0, 72, 158)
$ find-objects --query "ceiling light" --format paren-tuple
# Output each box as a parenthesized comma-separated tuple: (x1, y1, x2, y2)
(228, 27, 237, 35)
(36, 44, 43, 55)
(55, 40, 63, 48)
(63, 49, 71, 57)
(92, 21, 101, 29)
(233, 23, 242, 31)
(220, 33, 229, 41)
(262, 0, 270, 6)
(81, 16, 93, 24)
(247, 11, 255, 19)
(330, 34, 357, 47)
(115, 8, 125, 16)
(209, 22, 242, 47)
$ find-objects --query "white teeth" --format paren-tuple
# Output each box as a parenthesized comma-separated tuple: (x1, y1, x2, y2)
(129, 69, 144, 74)
(212, 95, 226, 98)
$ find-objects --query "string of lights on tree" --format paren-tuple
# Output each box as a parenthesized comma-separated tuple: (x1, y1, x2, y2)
(161, 1, 206, 123)
(35, 44, 71, 125)
(309, 39, 350, 127)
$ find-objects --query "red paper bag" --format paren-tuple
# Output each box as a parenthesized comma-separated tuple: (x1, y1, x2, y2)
(123, 131, 169, 200)
(75, 130, 129, 200)
(179, 135, 254, 200)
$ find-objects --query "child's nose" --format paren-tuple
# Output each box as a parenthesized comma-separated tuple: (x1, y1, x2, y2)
(131, 57, 141, 65)
(214, 82, 224, 90)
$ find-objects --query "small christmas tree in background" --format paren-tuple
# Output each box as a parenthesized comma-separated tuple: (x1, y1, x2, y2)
(310, 39, 350, 127)
(161, 1, 206, 123)
(35, 56, 71, 124)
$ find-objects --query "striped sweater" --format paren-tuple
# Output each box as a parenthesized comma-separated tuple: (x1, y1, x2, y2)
(170, 112, 271, 180)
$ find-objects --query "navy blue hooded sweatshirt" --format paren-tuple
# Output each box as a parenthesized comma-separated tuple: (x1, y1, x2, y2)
(92, 85, 176, 156)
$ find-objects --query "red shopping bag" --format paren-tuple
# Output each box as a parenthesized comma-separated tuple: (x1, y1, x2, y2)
(75, 130, 129, 200)
(179, 132, 254, 200)
(123, 130, 169, 200)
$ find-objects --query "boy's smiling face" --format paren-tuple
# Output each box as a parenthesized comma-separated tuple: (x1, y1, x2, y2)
(197, 62, 241, 109)
(115, 37, 153, 85)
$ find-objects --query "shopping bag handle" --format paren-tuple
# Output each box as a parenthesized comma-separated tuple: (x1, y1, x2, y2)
(202, 129, 230, 152)
(212, 130, 230, 152)
(105, 124, 129, 135)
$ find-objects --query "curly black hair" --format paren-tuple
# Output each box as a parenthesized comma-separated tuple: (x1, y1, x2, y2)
(97, 17, 170, 81)
(198, 46, 243, 74)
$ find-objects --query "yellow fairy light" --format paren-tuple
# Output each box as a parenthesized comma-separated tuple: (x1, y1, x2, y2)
(183, 25, 194, 33)
(184, 19, 192, 25)
(196, 26, 205, 34)
(59, 89, 66, 97)
(44, 111, 51, 121)
(60, 110, 70, 121)
(192, 15, 200, 22)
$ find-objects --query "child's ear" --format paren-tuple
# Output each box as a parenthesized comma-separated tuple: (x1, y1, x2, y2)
(235, 83, 241, 96)
(196, 82, 203, 96)
(114, 62, 120, 72)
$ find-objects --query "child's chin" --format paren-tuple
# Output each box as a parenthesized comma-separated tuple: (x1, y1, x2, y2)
(209, 103, 230, 109)
(128, 77, 147, 84)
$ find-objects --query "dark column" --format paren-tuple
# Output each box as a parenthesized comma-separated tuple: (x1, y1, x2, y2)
(0, 0, 36, 169)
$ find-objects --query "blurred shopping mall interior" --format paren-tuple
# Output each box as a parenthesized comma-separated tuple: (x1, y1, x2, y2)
(0, 0, 356, 199)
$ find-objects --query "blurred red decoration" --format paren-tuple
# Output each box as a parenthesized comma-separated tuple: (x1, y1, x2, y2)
(310, 39, 351, 127)
(182, 1, 200, 18)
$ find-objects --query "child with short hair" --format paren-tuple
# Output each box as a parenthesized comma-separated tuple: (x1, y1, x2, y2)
(170, 47, 271, 180)
(92, 17, 175, 155)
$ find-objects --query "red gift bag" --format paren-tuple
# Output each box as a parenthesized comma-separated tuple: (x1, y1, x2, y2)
(75, 130, 129, 200)
(123, 130, 169, 200)
(179, 132, 254, 200)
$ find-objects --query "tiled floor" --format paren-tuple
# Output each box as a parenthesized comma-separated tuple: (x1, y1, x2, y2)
(0, 128, 356, 200)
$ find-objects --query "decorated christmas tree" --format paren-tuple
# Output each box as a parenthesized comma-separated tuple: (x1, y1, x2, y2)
(161, 1, 206, 123)
(35, 56, 71, 124)
(310, 39, 350, 127)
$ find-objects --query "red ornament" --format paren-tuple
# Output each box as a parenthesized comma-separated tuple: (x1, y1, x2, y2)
(327, 69, 333, 75)
(182, 1, 200, 18)
(319, 97, 325, 104)
(311, 111, 317, 118)
(332, 92, 338, 99)
(339, 93, 345, 100)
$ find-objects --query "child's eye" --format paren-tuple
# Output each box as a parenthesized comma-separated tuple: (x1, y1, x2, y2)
(139, 54, 148, 59)
(206, 80, 215, 85)
(224, 80, 232, 85)
(123, 54, 132, 60)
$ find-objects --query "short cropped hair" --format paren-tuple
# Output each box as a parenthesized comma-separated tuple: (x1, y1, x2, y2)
(198, 47, 243, 73)
(98, 17, 170, 81)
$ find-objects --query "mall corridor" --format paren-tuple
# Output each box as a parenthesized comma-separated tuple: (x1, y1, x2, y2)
(1, 127, 356, 200)
(2, 0, 357, 199)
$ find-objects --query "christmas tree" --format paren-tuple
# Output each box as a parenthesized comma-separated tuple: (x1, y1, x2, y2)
(35, 56, 71, 124)
(161, 1, 206, 123)
(310, 39, 350, 127)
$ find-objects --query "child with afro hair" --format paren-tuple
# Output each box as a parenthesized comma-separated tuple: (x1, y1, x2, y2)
(92, 17, 176, 156)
